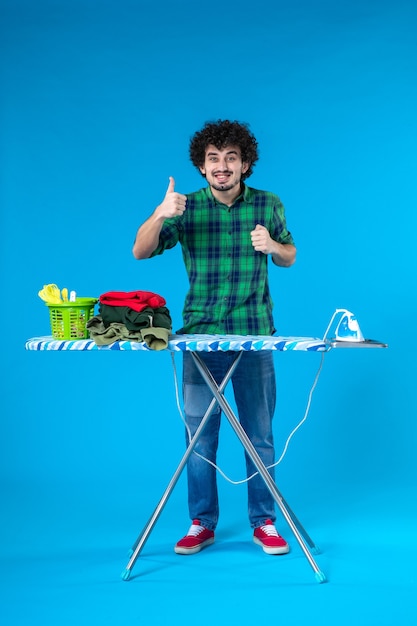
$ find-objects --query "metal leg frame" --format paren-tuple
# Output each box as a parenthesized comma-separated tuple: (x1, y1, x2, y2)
(191, 353, 326, 583)
(121, 352, 243, 581)
(122, 351, 326, 583)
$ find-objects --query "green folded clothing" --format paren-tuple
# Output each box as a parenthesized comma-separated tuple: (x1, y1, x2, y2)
(86, 316, 170, 349)
(141, 327, 170, 351)
(99, 304, 172, 331)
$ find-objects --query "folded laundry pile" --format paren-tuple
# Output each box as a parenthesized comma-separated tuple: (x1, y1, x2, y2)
(87, 290, 172, 350)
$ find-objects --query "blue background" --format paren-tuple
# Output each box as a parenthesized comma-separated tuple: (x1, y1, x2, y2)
(1, 0, 416, 624)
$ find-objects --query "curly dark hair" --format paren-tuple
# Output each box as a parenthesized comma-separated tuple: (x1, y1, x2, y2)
(189, 119, 259, 180)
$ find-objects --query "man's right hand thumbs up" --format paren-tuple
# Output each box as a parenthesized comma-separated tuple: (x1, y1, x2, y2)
(166, 176, 176, 195)
(157, 176, 187, 218)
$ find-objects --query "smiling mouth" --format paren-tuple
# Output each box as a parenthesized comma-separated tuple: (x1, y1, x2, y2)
(214, 172, 231, 182)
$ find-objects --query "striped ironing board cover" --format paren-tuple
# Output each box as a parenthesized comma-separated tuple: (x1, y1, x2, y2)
(25, 335, 329, 352)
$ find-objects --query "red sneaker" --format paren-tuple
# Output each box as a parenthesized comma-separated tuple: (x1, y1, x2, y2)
(253, 520, 289, 555)
(174, 520, 215, 555)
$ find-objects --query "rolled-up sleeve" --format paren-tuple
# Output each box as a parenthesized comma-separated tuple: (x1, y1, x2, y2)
(271, 200, 295, 246)
(150, 218, 182, 257)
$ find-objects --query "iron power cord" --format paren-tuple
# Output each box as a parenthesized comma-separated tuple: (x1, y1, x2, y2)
(170, 350, 326, 485)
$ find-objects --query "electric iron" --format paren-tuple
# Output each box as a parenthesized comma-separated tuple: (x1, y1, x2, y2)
(323, 309, 365, 342)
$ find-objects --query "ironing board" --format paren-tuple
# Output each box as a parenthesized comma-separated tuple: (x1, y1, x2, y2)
(25, 333, 387, 584)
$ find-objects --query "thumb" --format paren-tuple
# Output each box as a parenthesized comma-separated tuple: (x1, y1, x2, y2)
(166, 176, 175, 195)
(255, 223, 265, 230)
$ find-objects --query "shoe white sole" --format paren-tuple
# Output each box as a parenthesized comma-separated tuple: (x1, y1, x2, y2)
(253, 536, 290, 555)
(174, 537, 215, 555)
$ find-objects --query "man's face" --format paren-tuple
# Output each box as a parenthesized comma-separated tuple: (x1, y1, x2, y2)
(199, 144, 249, 193)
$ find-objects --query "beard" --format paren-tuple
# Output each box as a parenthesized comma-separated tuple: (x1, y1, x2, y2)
(210, 176, 241, 192)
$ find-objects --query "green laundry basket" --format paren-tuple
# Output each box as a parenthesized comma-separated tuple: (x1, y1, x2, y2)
(46, 298, 97, 340)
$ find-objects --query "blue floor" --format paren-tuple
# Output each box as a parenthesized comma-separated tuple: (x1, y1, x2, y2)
(3, 341, 415, 624)
(2, 477, 416, 626)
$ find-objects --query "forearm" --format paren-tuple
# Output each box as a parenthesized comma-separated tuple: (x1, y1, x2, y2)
(270, 242, 297, 267)
(132, 212, 165, 259)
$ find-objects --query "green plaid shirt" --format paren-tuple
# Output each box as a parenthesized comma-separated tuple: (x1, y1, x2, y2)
(152, 184, 294, 335)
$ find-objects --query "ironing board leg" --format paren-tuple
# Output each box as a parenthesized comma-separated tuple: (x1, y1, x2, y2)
(121, 352, 243, 581)
(275, 495, 320, 554)
(191, 353, 326, 583)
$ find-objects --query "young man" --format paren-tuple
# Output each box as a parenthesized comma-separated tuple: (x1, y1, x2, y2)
(133, 119, 296, 556)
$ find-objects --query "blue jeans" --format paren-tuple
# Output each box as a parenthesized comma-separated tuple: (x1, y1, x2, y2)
(182, 350, 277, 530)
